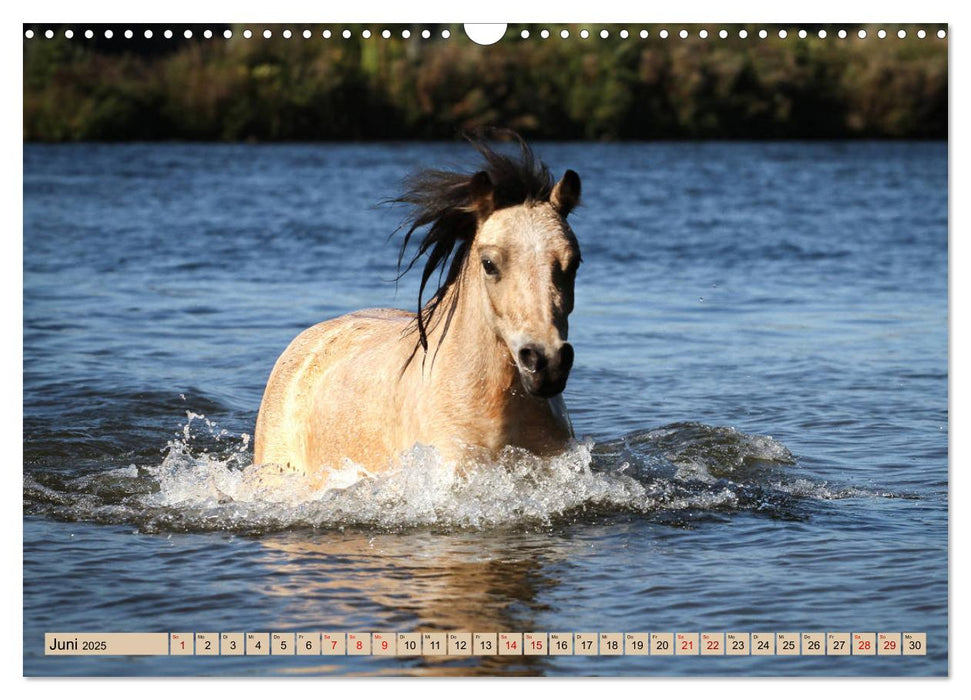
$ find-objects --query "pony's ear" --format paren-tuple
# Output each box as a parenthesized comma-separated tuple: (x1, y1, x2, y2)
(469, 170, 495, 222)
(551, 169, 581, 217)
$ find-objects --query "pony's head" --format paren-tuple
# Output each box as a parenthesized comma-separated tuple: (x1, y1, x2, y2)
(395, 132, 582, 398)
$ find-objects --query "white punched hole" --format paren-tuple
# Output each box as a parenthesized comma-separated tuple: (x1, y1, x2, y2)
(620, 29, 629, 39)
(937, 29, 946, 39)
(699, 29, 708, 39)
(25, 29, 34, 39)
(382, 29, 391, 39)
(243, 29, 252, 39)
(362, 29, 371, 39)
(45, 29, 53, 39)
(917, 29, 926, 38)
(144, 29, 153, 39)
(600, 29, 609, 39)
(184, 30, 192, 39)
(402, 29, 411, 39)
(838, 29, 847, 39)
(640, 29, 649, 38)
(580, 29, 589, 39)
(204, 29, 212, 39)
(560, 29, 569, 39)
(441, 29, 450, 39)
(660, 29, 669, 39)
(303, 29, 311, 39)
(422, 29, 430, 39)
(858, 29, 867, 39)
(739, 29, 748, 38)
(223, 30, 232, 39)
(818, 29, 827, 39)
(759, 29, 768, 38)
(680, 29, 688, 39)
(263, 29, 272, 39)
(105, 29, 113, 38)
(283, 29, 292, 39)
(65, 29, 74, 39)
(464, 24, 506, 45)
(779, 29, 788, 39)
(342, 29, 351, 39)
(878, 29, 886, 39)
(898, 29, 907, 39)
(323, 29, 332, 39)
(719, 29, 728, 39)
(164, 29, 173, 39)
(540, 29, 549, 39)
(521, 29, 529, 39)
(85, 29, 94, 39)
(800, 29, 808, 38)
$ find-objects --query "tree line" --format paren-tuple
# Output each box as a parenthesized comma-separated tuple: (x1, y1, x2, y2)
(23, 24, 947, 141)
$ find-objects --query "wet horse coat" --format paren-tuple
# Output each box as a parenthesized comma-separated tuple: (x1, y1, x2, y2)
(254, 138, 582, 486)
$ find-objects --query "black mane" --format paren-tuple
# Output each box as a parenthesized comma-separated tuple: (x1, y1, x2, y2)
(392, 131, 556, 353)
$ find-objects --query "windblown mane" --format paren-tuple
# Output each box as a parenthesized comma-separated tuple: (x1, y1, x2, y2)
(393, 132, 555, 354)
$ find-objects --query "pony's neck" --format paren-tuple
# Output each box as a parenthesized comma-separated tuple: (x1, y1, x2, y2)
(422, 266, 520, 414)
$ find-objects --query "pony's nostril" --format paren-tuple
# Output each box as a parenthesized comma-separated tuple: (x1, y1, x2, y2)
(558, 343, 574, 373)
(518, 345, 548, 373)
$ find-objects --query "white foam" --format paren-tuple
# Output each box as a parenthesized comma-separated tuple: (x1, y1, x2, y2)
(143, 427, 653, 529)
(24, 413, 903, 533)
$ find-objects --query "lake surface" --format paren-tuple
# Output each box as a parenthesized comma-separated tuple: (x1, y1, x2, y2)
(23, 142, 948, 676)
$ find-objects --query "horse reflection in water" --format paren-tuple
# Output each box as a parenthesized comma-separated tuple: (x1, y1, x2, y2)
(254, 134, 582, 487)
(254, 532, 571, 675)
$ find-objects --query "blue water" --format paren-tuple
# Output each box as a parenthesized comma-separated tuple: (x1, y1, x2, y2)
(23, 142, 948, 676)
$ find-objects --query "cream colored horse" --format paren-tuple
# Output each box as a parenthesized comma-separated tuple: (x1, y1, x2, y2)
(254, 137, 582, 487)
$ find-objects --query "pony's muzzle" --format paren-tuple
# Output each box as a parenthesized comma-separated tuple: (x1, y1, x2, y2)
(517, 342, 574, 398)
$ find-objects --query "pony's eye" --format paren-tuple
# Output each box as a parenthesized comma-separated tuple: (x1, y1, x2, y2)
(481, 258, 499, 277)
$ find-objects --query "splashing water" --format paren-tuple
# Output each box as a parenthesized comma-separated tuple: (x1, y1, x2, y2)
(22, 411, 907, 535)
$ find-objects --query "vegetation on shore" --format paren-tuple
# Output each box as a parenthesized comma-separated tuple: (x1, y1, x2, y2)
(23, 24, 947, 141)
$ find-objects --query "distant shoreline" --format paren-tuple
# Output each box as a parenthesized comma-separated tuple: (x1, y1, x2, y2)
(24, 24, 948, 142)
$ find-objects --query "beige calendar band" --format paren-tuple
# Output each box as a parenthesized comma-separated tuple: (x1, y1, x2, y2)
(45, 632, 927, 657)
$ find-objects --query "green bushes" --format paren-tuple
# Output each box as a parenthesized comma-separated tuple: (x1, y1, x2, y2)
(23, 24, 947, 141)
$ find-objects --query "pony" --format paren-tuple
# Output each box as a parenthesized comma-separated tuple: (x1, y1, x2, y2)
(254, 134, 582, 487)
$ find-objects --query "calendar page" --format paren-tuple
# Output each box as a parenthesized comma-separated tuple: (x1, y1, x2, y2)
(22, 18, 948, 678)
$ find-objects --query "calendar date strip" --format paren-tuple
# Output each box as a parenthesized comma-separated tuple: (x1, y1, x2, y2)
(45, 631, 927, 657)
